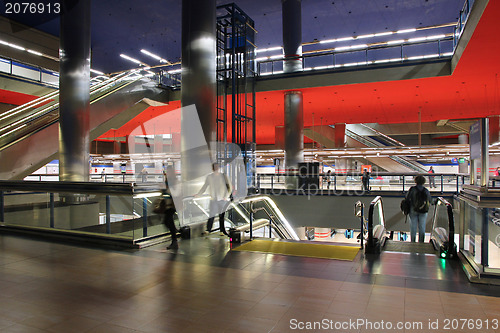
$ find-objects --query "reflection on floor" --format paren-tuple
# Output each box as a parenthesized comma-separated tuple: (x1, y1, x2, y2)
(0, 234, 499, 333)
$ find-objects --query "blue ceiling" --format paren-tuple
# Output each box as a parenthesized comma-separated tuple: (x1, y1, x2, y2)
(1, 0, 463, 74)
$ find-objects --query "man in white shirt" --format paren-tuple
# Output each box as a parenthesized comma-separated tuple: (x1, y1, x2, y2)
(196, 163, 232, 236)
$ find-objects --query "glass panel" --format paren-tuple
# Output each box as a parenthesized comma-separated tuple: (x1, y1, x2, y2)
(0, 190, 171, 240)
(462, 201, 483, 265)
(488, 208, 500, 269)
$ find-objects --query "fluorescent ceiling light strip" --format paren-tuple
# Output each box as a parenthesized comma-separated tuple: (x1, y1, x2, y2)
(408, 37, 427, 42)
(336, 37, 354, 42)
(27, 49, 42, 56)
(255, 46, 283, 53)
(120, 54, 143, 65)
(269, 54, 283, 59)
(427, 34, 446, 40)
(319, 39, 337, 44)
(356, 34, 375, 39)
(387, 39, 405, 45)
(397, 28, 417, 34)
(90, 69, 104, 75)
(140, 49, 169, 63)
(374, 32, 394, 37)
(7, 43, 25, 51)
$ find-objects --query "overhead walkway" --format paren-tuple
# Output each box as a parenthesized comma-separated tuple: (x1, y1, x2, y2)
(0, 70, 169, 179)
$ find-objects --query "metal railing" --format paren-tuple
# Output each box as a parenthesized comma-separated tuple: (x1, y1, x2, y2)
(0, 56, 59, 86)
(257, 36, 453, 76)
(256, 172, 469, 194)
(453, 0, 475, 48)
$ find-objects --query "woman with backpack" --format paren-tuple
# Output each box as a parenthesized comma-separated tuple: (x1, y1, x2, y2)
(405, 175, 432, 242)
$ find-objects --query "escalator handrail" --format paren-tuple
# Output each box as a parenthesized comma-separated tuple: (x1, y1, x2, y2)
(430, 196, 455, 254)
(367, 195, 385, 249)
(240, 195, 300, 240)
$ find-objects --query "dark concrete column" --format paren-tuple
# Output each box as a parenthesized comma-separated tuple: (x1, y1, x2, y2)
(58, 0, 91, 181)
(284, 91, 303, 169)
(282, 0, 302, 73)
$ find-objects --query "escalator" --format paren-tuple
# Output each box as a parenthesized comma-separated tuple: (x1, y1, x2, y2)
(364, 195, 456, 258)
(345, 125, 428, 173)
(183, 195, 300, 241)
(0, 70, 170, 179)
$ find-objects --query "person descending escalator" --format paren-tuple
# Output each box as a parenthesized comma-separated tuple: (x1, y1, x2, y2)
(405, 175, 432, 243)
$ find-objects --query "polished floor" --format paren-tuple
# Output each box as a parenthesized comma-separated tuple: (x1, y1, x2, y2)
(0, 234, 499, 333)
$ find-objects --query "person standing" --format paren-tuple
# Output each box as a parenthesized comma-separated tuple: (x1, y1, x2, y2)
(324, 170, 332, 190)
(163, 166, 178, 249)
(405, 175, 432, 243)
(428, 166, 436, 188)
(362, 169, 370, 192)
(196, 163, 232, 236)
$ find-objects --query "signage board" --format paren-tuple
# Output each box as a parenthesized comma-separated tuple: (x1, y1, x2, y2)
(470, 121, 481, 160)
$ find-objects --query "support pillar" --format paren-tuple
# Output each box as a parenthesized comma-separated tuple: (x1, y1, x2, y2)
(480, 118, 489, 188)
(181, 0, 216, 146)
(282, 0, 302, 73)
(58, 0, 91, 182)
(284, 91, 303, 169)
(180, 0, 216, 203)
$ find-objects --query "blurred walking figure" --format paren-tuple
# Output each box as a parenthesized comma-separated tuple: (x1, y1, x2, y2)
(196, 163, 233, 236)
(163, 166, 178, 249)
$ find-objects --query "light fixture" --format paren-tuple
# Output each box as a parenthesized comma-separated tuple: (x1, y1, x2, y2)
(387, 39, 405, 45)
(255, 46, 283, 54)
(120, 53, 148, 66)
(140, 49, 169, 63)
(90, 68, 104, 75)
(397, 28, 417, 34)
(27, 49, 42, 56)
(167, 68, 182, 74)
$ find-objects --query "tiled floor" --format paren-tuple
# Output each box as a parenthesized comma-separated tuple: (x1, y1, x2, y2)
(0, 234, 499, 333)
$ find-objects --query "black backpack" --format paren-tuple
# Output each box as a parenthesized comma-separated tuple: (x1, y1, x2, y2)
(400, 198, 411, 215)
(413, 187, 429, 213)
